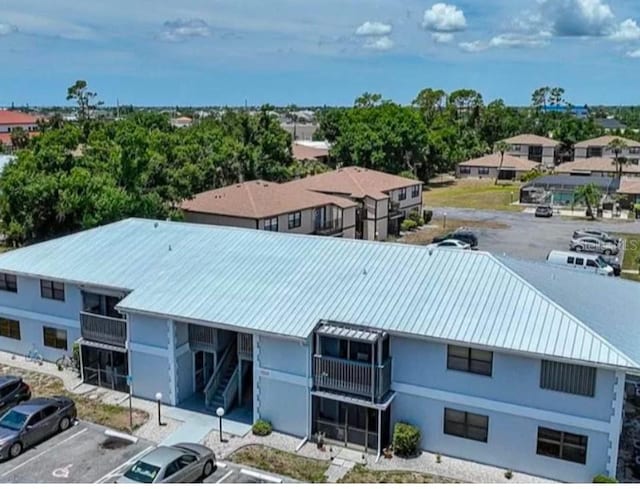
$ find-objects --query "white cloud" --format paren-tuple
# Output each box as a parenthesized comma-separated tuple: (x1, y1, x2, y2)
(610, 19, 640, 41)
(160, 19, 211, 42)
(458, 40, 487, 53)
(0, 23, 17, 36)
(364, 36, 394, 51)
(488, 33, 549, 48)
(538, 0, 615, 37)
(627, 48, 640, 58)
(422, 3, 466, 33)
(432, 33, 454, 43)
(355, 21, 392, 37)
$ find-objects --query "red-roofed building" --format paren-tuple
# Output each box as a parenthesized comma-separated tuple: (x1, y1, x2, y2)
(0, 110, 41, 151)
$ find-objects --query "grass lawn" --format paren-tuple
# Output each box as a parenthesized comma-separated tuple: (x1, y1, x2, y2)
(424, 180, 521, 212)
(0, 364, 148, 433)
(339, 465, 460, 483)
(230, 445, 329, 482)
(398, 218, 508, 246)
(618, 233, 640, 271)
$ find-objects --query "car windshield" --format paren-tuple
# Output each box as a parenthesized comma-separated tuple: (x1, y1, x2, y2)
(0, 410, 28, 431)
(596, 256, 608, 268)
(124, 461, 162, 483)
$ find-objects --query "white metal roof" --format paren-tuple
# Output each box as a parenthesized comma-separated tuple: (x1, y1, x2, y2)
(0, 218, 637, 371)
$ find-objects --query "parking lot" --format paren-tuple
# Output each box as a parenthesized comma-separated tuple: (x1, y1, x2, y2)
(0, 421, 154, 484)
(433, 207, 640, 263)
(206, 462, 288, 483)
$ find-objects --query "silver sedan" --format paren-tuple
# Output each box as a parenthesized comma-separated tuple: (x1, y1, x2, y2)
(569, 236, 619, 255)
(119, 443, 216, 483)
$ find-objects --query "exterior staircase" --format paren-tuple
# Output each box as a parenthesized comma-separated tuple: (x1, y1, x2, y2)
(208, 355, 238, 411)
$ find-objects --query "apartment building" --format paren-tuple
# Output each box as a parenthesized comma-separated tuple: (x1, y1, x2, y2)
(181, 167, 423, 241)
(456, 153, 540, 180)
(574, 136, 640, 163)
(181, 180, 357, 238)
(502, 134, 560, 167)
(555, 157, 640, 177)
(0, 110, 40, 150)
(0, 218, 635, 482)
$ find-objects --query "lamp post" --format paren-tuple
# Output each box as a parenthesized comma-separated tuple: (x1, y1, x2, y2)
(443, 212, 447, 229)
(216, 407, 225, 442)
(155, 392, 163, 426)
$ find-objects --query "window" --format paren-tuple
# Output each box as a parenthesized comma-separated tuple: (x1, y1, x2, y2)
(587, 147, 602, 158)
(630, 147, 640, 154)
(444, 408, 488, 442)
(40, 280, 65, 301)
(537, 427, 587, 464)
(566, 256, 575, 264)
(0, 318, 20, 340)
(411, 185, 420, 198)
(511, 145, 521, 151)
(575, 257, 584, 266)
(398, 188, 407, 201)
(459, 167, 471, 175)
(540, 360, 596, 397)
(263, 217, 278, 232)
(586, 259, 597, 268)
(43, 326, 67, 350)
(478, 167, 490, 175)
(288, 212, 302, 229)
(0, 273, 17, 293)
(447, 345, 493, 376)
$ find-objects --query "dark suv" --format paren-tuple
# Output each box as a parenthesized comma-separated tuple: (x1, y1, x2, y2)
(432, 228, 478, 248)
(0, 376, 31, 415)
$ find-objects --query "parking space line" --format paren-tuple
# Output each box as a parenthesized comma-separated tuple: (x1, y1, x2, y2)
(0, 427, 88, 478)
(241, 468, 283, 483)
(94, 445, 155, 483)
(216, 469, 235, 483)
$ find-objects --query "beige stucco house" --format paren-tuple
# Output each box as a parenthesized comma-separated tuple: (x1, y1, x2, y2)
(456, 153, 540, 180)
(555, 157, 640, 177)
(502, 134, 560, 167)
(574, 135, 640, 163)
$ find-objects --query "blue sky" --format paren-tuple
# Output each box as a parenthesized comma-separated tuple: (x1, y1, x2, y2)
(1, 0, 639, 107)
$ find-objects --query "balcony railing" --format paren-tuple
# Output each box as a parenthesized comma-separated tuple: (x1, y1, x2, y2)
(238, 333, 253, 359)
(314, 219, 343, 236)
(313, 355, 391, 401)
(80, 311, 127, 347)
(189, 324, 218, 352)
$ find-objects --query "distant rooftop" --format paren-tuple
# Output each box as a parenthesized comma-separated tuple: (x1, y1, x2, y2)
(457, 152, 539, 171)
(0, 110, 40, 125)
(575, 135, 640, 148)
(555, 157, 640, 175)
(503, 133, 559, 146)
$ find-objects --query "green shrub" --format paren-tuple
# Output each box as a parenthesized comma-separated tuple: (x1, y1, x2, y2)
(423, 209, 433, 224)
(392, 422, 421, 457)
(252, 419, 273, 436)
(400, 219, 418, 232)
(593, 474, 617, 483)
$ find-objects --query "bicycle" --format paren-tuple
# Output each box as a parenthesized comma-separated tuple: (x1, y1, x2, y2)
(56, 354, 79, 372)
(25, 346, 44, 364)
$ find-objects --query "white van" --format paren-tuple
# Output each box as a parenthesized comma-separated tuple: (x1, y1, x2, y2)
(546, 250, 614, 276)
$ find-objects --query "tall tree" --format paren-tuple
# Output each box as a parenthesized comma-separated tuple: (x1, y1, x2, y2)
(412, 88, 446, 123)
(573, 183, 601, 220)
(493, 140, 510, 185)
(354, 92, 383, 108)
(531, 87, 550, 109)
(548, 87, 565, 106)
(9, 127, 30, 150)
(607, 137, 628, 179)
(66, 80, 103, 122)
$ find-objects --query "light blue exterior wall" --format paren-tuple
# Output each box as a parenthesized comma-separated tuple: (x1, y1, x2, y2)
(0, 275, 81, 361)
(255, 334, 310, 437)
(174, 322, 194, 403)
(390, 334, 616, 482)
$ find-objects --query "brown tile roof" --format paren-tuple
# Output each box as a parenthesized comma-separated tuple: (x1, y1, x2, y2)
(292, 143, 329, 161)
(457, 153, 540, 171)
(0, 110, 39, 125)
(574, 135, 640, 148)
(555, 157, 640, 174)
(618, 177, 640, 194)
(503, 134, 559, 146)
(285, 166, 421, 200)
(180, 180, 356, 219)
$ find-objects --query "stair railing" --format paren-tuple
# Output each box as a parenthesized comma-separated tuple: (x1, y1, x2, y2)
(222, 365, 240, 412)
(204, 339, 236, 407)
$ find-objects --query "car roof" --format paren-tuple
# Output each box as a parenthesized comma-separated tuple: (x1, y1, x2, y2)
(137, 446, 185, 466)
(12, 397, 59, 414)
(0, 376, 21, 388)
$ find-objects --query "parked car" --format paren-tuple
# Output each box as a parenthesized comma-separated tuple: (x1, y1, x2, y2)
(0, 396, 76, 460)
(119, 443, 216, 483)
(569, 236, 619, 255)
(572, 229, 621, 245)
(0, 377, 30, 415)
(426, 239, 471, 250)
(534, 205, 553, 218)
(546, 251, 614, 276)
(432, 228, 478, 248)
(598, 254, 621, 276)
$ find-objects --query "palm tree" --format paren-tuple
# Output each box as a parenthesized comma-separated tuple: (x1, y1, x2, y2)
(493, 140, 510, 185)
(573, 183, 601, 220)
(607, 137, 628, 179)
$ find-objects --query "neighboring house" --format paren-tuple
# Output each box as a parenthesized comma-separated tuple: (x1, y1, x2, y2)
(285, 167, 423, 240)
(0, 110, 40, 151)
(574, 136, 640, 162)
(292, 141, 330, 163)
(555, 157, 640, 177)
(520, 175, 619, 206)
(502, 134, 560, 167)
(281, 123, 318, 141)
(181, 180, 357, 238)
(616, 177, 640, 207)
(0, 218, 637, 482)
(596, 118, 627, 133)
(170, 116, 193, 128)
(456, 153, 540, 180)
